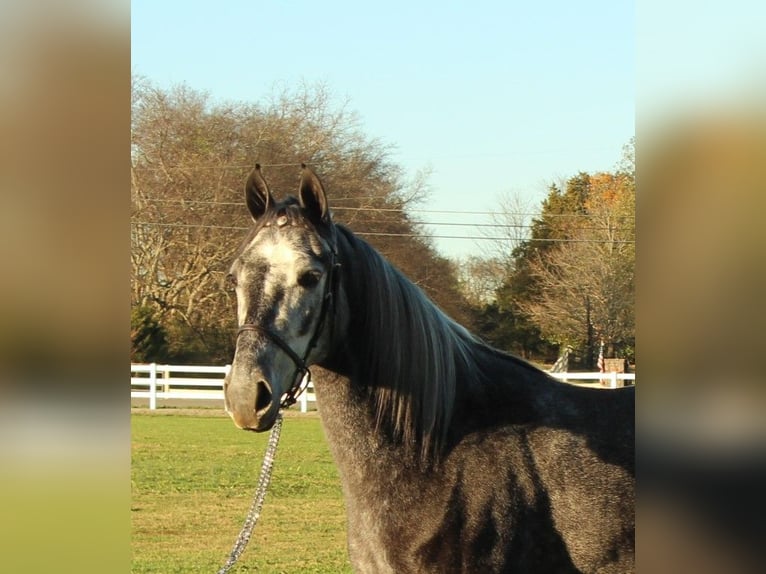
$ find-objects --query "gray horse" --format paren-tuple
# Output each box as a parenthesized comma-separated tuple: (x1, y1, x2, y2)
(223, 164, 634, 573)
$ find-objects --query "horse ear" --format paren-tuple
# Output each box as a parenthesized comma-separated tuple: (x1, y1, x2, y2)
(299, 163, 330, 224)
(245, 164, 273, 220)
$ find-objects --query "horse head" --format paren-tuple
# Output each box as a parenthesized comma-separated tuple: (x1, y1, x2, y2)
(224, 164, 339, 431)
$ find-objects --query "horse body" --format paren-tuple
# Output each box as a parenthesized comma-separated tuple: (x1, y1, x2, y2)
(224, 165, 635, 573)
(314, 367, 634, 574)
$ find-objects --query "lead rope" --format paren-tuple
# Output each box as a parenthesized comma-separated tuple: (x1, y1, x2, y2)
(216, 412, 284, 574)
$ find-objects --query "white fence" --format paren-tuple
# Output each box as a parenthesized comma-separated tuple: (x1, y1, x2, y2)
(131, 364, 633, 412)
(549, 371, 635, 388)
(130, 363, 317, 412)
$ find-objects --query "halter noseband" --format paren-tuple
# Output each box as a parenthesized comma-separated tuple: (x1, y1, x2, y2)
(236, 232, 339, 409)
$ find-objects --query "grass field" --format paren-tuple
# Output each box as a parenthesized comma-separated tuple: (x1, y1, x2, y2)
(131, 409, 352, 573)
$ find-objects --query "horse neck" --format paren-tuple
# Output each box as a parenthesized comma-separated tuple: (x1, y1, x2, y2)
(315, 227, 483, 469)
(309, 367, 385, 472)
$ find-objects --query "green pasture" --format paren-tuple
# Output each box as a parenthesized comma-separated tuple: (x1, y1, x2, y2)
(131, 410, 352, 573)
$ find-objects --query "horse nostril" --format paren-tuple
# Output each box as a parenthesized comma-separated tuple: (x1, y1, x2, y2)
(255, 380, 273, 413)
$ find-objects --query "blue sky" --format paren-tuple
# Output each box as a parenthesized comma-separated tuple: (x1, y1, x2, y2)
(132, 0, 635, 258)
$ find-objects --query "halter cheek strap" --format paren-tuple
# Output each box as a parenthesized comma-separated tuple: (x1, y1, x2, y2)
(236, 324, 312, 408)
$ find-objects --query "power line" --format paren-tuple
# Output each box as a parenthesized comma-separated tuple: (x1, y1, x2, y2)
(130, 221, 634, 244)
(412, 221, 632, 232)
(133, 197, 634, 219)
(130, 206, 634, 231)
(131, 162, 305, 171)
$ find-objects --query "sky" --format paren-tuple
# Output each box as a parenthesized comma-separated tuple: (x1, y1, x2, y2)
(132, 0, 635, 258)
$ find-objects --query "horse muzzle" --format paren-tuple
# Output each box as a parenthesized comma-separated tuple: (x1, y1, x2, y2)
(224, 372, 280, 432)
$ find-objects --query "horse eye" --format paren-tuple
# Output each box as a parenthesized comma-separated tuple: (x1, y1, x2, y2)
(297, 271, 321, 289)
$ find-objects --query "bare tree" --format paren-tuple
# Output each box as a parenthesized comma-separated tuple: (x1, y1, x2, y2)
(455, 256, 506, 307)
(479, 191, 534, 273)
(131, 78, 471, 361)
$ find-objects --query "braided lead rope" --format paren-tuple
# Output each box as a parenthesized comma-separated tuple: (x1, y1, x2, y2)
(216, 413, 284, 574)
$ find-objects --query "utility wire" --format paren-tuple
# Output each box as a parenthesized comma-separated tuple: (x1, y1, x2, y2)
(130, 221, 634, 244)
(130, 208, 634, 232)
(133, 196, 633, 219)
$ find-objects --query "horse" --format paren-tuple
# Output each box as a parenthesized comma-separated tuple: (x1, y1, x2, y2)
(223, 164, 635, 573)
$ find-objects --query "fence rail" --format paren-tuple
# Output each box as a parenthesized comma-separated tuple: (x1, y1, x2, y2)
(131, 364, 633, 412)
(130, 363, 318, 412)
(549, 371, 635, 388)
